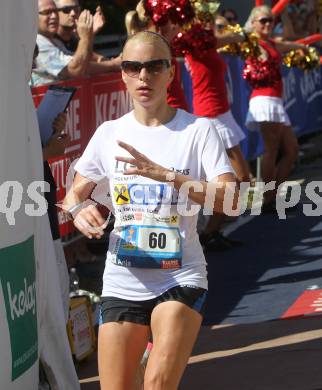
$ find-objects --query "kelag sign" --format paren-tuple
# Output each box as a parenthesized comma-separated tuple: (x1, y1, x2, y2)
(0, 236, 37, 380)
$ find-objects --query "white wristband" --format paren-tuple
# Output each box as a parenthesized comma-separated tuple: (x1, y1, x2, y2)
(66, 203, 83, 220)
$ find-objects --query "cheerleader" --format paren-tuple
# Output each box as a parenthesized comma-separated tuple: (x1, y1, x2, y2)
(244, 5, 307, 211)
(174, 22, 250, 250)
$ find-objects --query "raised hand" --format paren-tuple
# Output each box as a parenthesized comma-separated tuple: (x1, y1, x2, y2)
(115, 140, 170, 182)
(93, 5, 105, 35)
(76, 9, 94, 40)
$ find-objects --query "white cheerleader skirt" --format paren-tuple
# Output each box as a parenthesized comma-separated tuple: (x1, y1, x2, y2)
(209, 110, 246, 150)
(246, 96, 291, 130)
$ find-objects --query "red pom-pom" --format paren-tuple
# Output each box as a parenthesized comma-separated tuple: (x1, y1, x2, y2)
(144, 0, 194, 26)
(243, 57, 281, 88)
(171, 23, 216, 56)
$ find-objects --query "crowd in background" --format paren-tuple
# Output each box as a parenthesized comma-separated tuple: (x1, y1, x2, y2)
(273, 0, 321, 39)
(31, 0, 322, 86)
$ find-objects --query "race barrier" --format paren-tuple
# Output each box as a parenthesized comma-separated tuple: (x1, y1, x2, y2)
(32, 57, 322, 239)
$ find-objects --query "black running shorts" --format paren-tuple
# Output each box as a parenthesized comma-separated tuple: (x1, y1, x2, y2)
(100, 285, 207, 326)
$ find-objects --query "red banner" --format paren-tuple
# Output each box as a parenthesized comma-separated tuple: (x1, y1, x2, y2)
(32, 72, 129, 238)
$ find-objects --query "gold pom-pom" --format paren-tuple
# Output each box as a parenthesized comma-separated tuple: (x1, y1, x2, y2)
(218, 25, 261, 59)
(217, 24, 241, 55)
(239, 31, 261, 60)
(190, 0, 220, 23)
(283, 46, 320, 70)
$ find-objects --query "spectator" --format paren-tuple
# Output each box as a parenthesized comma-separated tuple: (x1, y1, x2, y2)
(214, 15, 229, 34)
(31, 0, 121, 86)
(54, 0, 107, 62)
(274, 2, 320, 40)
(39, 113, 75, 389)
(54, 0, 81, 52)
(221, 8, 238, 26)
(42, 113, 71, 321)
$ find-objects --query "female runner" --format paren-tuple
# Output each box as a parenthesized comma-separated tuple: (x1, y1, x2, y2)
(64, 31, 236, 390)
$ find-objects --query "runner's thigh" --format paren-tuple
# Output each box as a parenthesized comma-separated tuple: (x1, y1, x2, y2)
(98, 322, 150, 390)
(145, 300, 202, 389)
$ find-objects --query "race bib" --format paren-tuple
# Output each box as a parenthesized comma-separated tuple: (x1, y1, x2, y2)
(109, 213, 182, 269)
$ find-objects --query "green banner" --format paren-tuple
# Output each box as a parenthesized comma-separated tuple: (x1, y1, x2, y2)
(0, 236, 38, 380)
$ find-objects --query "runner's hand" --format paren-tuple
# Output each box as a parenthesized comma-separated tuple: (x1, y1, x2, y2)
(115, 141, 170, 182)
(73, 204, 107, 239)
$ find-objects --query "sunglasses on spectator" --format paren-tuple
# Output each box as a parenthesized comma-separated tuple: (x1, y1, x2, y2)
(121, 59, 171, 77)
(58, 5, 81, 14)
(215, 24, 226, 30)
(38, 8, 58, 15)
(257, 17, 274, 25)
(226, 16, 237, 23)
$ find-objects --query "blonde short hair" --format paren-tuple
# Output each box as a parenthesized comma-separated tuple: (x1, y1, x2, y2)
(122, 30, 172, 59)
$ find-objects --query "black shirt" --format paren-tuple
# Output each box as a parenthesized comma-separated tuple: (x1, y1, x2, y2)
(55, 33, 79, 53)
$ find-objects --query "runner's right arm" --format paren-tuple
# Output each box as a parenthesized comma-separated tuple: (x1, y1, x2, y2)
(63, 173, 106, 239)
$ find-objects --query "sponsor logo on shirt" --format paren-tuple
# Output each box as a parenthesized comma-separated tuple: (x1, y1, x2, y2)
(113, 183, 179, 206)
(161, 259, 180, 269)
(169, 168, 190, 175)
(114, 184, 131, 205)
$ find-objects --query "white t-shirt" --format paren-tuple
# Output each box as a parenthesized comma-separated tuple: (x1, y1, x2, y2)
(75, 109, 233, 300)
(31, 34, 73, 86)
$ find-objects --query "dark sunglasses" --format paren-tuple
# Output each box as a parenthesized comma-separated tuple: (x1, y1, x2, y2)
(257, 17, 274, 25)
(121, 59, 171, 77)
(58, 5, 81, 14)
(215, 24, 226, 30)
(226, 16, 237, 23)
(38, 8, 58, 15)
